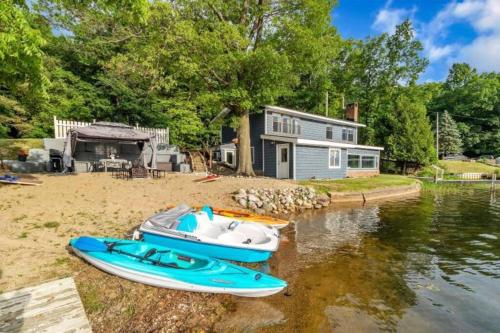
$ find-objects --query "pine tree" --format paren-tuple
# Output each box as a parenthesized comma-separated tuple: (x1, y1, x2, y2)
(439, 111, 462, 157)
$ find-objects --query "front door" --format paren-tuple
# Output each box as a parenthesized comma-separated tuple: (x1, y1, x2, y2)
(276, 144, 289, 179)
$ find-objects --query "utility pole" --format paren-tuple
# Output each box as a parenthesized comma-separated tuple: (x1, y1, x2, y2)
(325, 91, 329, 117)
(436, 112, 439, 160)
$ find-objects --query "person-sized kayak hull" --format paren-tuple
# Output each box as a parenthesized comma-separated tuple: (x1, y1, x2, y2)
(70, 237, 286, 297)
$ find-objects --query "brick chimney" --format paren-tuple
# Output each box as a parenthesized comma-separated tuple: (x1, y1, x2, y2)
(345, 103, 359, 122)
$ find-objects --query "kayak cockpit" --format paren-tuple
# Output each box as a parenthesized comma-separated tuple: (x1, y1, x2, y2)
(109, 242, 210, 270)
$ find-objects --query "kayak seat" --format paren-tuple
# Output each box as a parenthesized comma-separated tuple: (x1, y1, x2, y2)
(201, 205, 214, 221)
(217, 231, 248, 243)
(176, 214, 198, 233)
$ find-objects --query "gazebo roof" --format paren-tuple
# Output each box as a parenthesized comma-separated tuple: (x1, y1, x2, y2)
(69, 122, 152, 141)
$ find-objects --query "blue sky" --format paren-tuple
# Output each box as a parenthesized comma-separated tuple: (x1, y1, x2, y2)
(331, 0, 500, 81)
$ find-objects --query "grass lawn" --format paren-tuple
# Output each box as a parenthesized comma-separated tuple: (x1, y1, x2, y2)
(438, 160, 499, 174)
(0, 139, 44, 160)
(298, 174, 418, 193)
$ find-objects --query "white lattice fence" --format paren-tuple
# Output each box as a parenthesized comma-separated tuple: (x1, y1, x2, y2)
(53, 116, 169, 143)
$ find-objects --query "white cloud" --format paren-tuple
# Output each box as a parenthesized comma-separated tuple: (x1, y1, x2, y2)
(457, 34, 500, 71)
(373, 0, 500, 74)
(372, 1, 417, 34)
(427, 44, 457, 61)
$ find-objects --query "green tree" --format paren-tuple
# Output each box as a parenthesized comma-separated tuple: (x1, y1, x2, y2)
(384, 90, 436, 171)
(439, 111, 462, 157)
(164, 0, 338, 175)
(429, 63, 500, 156)
(331, 20, 428, 145)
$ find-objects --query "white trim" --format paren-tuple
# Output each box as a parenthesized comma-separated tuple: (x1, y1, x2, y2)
(260, 134, 297, 143)
(265, 105, 366, 128)
(298, 138, 384, 151)
(262, 139, 265, 172)
(282, 116, 291, 134)
(346, 151, 379, 170)
(259, 134, 384, 151)
(293, 143, 296, 180)
(276, 143, 290, 179)
(271, 113, 282, 133)
(224, 149, 236, 167)
(328, 148, 341, 169)
(264, 111, 267, 135)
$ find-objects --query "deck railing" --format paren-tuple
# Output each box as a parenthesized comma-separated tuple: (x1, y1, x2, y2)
(53, 116, 169, 143)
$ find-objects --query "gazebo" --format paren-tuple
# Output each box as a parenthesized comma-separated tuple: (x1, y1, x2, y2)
(62, 122, 157, 172)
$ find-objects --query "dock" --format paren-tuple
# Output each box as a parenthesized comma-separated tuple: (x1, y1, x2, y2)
(0, 277, 91, 333)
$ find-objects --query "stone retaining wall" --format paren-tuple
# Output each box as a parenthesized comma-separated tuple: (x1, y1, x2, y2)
(234, 187, 330, 214)
(329, 183, 421, 203)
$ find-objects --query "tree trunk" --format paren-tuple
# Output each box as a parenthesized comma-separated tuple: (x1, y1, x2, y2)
(236, 110, 255, 176)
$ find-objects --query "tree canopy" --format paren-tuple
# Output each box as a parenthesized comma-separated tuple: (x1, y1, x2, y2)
(1, 0, 498, 171)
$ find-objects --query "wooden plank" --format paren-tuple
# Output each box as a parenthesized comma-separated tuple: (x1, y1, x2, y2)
(0, 278, 91, 333)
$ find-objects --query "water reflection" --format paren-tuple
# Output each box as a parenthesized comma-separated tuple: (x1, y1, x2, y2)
(294, 206, 381, 256)
(221, 188, 500, 332)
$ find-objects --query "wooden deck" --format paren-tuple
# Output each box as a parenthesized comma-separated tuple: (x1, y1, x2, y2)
(0, 277, 91, 333)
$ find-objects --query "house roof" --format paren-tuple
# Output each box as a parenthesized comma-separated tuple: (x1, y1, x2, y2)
(265, 105, 366, 128)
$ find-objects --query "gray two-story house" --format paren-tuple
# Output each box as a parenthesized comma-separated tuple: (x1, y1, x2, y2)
(220, 105, 384, 180)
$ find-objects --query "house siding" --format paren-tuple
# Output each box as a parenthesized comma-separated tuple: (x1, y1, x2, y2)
(250, 113, 265, 171)
(263, 140, 276, 177)
(265, 111, 358, 144)
(295, 145, 347, 180)
(221, 127, 237, 144)
(220, 113, 265, 171)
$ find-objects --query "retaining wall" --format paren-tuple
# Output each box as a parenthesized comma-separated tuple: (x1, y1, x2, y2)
(329, 182, 421, 203)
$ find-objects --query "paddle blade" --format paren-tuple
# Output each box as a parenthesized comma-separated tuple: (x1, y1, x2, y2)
(73, 237, 108, 252)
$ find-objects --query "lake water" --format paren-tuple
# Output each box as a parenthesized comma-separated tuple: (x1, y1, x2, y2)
(220, 187, 500, 332)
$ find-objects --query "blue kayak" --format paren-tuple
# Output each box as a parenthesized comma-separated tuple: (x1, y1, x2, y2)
(70, 237, 287, 297)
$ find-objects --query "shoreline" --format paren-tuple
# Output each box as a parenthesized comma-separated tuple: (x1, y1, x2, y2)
(328, 183, 422, 203)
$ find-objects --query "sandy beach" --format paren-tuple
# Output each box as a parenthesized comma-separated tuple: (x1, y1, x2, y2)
(0, 172, 299, 331)
(0, 173, 295, 292)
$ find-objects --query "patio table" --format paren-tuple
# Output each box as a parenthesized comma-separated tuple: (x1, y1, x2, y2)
(99, 158, 128, 172)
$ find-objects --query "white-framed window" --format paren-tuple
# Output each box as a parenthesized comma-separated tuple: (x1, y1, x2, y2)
(225, 149, 236, 167)
(326, 126, 333, 140)
(348, 154, 360, 168)
(347, 154, 378, 169)
(361, 155, 378, 168)
(272, 114, 281, 132)
(292, 119, 301, 135)
(282, 117, 291, 134)
(329, 148, 341, 169)
(342, 128, 354, 142)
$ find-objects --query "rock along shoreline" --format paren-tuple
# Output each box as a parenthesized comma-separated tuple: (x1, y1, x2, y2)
(233, 183, 422, 214)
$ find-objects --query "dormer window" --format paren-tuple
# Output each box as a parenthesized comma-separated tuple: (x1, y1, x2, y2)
(292, 119, 301, 135)
(326, 126, 333, 140)
(272, 115, 281, 132)
(342, 128, 354, 142)
(272, 114, 300, 135)
(282, 117, 291, 134)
